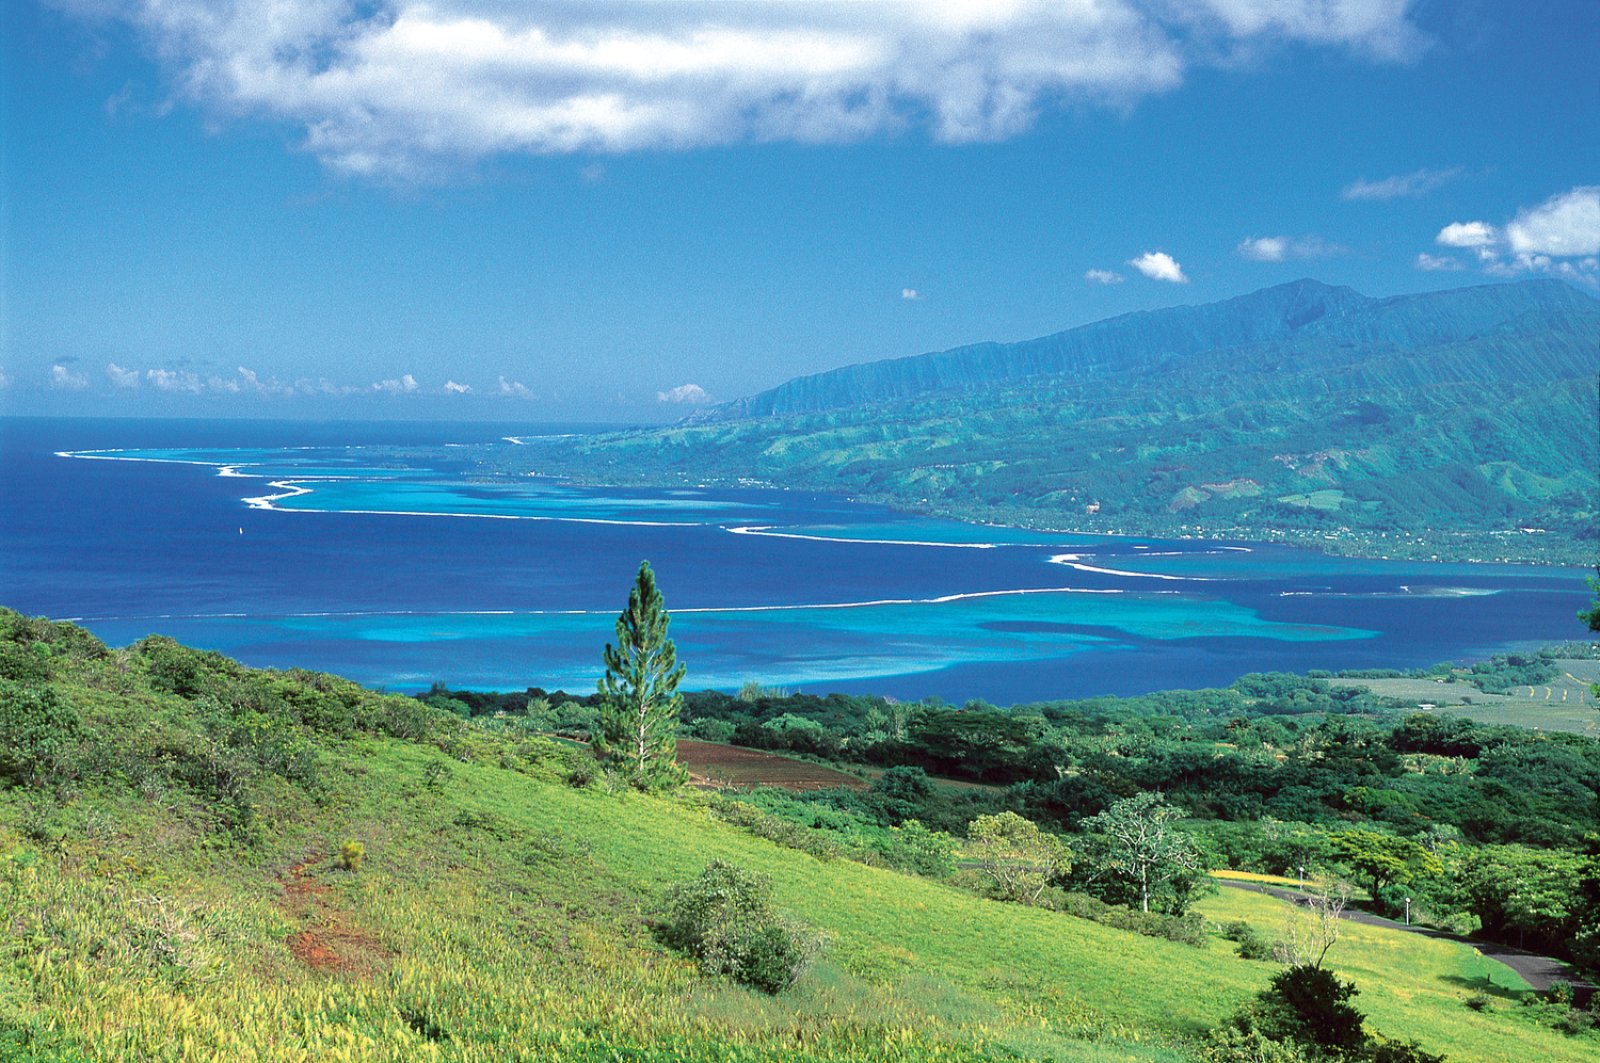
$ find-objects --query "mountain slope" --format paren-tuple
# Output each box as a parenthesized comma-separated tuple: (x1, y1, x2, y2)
(3, 613, 1592, 1061)
(520, 280, 1600, 562)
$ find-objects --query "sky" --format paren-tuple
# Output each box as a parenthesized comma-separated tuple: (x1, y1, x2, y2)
(3, 0, 1598, 422)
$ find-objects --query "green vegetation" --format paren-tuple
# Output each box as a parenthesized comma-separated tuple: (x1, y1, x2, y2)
(6, 605, 1600, 1059)
(660, 859, 821, 994)
(595, 561, 690, 790)
(499, 279, 1598, 564)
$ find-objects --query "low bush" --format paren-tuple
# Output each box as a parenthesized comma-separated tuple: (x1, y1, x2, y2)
(338, 840, 365, 872)
(659, 859, 820, 994)
(709, 798, 841, 861)
(0, 680, 82, 788)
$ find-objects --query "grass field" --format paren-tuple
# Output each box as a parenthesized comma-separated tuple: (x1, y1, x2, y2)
(1330, 658, 1600, 735)
(1190, 888, 1588, 1061)
(676, 740, 868, 792)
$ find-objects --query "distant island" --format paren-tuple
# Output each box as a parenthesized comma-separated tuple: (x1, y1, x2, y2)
(510, 279, 1599, 565)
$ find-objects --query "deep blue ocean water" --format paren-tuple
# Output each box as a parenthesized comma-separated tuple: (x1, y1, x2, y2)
(1, 416, 1588, 703)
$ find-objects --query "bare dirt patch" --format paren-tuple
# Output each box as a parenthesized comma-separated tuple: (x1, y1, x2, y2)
(278, 858, 394, 975)
(676, 740, 868, 792)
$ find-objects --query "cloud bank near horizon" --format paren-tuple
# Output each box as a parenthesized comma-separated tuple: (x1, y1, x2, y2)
(67, 0, 1423, 178)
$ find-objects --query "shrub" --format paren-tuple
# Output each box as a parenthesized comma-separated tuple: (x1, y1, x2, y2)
(564, 757, 597, 789)
(660, 859, 819, 994)
(422, 760, 451, 793)
(1223, 922, 1278, 961)
(338, 841, 365, 872)
(1463, 991, 1492, 1011)
(1199, 1026, 1310, 1062)
(0, 681, 82, 788)
(1369, 1038, 1448, 1062)
(1233, 966, 1366, 1055)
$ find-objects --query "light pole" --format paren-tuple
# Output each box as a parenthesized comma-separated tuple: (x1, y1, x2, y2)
(1405, 896, 1412, 926)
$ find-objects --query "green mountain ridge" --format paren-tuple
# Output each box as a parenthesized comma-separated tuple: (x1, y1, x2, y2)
(519, 279, 1600, 562)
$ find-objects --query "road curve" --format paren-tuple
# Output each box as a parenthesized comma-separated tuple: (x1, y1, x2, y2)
(1216, 880, 1593, 1004)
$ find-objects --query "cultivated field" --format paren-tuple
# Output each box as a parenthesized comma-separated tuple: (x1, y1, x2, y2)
(1330, 658, 1600, 735)
(676, 740, 869, 792)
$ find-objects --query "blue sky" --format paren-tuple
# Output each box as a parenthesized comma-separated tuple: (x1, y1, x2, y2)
(4, 1, 1597, 422)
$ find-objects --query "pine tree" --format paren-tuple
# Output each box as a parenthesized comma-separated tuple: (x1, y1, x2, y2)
(594, 561, 688, 790)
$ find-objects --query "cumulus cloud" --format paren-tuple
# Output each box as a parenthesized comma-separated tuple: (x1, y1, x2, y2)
(106, 362, 141, 389)
(1414, 252, 1464, 272)
(658, 383, 711, 404)
(1084, 268, 1124, 284)
(1426, 187, 1600, 285)
(1342, 167, 1460, 201)
(1506, 186, 1600, 257)
(1435, 220, 1497, 248)
(59, 1, 1423, 178)
(372, 373, 420, 394)
(442, 379, 472, 394)
(900, 288, 922, 301)
(497, 376, 534, 398)
(51, 364, 89, 390)
(1128, 251, 1188, 283)
(146, 368, 202, 393)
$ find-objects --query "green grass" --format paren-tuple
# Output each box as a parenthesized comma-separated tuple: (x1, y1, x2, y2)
(1192, 888, 1594, 1061)
(4, 621, 1595, 1061)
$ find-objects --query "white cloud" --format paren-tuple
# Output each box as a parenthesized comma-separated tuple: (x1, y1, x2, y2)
(442, 379, 472, 394)
(1128, 251, 1188, 283)
(1084, 268, 1124, 284)
(106, 362, 141, 389)
(1435, 220, 1497, 248)
(497, 376, 534, 398)
(1342, 167, 1460, 201)
(295, 377, 359, 396)
(658, 383, 711, 404)
(900, 287, 922, 301)
(372, 373, 420, 394)
(146, 368, 202, 393)
(62, 1, 1423, 178)
(51, 364, 89, 390)
(1505, 186, 1600, 257)
(1237, 234, 1342, 262)
(234, 366, 298, 396)
(1425, 187, 1600, 286)
(1236, 236, 1288, 262)
(1414, 252, 1464, 272)
(1193, 0, 1424, 61)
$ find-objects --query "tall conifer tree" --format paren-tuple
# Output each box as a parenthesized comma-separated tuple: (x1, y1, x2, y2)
(595, 561, 688, 789)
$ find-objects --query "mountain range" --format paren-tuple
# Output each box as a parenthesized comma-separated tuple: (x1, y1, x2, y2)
(516, 279, 1600, 563)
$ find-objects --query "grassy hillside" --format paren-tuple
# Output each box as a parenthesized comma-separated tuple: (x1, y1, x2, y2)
(507, 280, 1599, 564)
(2, 613, 1593, 1061)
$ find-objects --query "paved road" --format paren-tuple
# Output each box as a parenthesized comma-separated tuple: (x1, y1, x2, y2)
(1217, 880, 1593, 1004)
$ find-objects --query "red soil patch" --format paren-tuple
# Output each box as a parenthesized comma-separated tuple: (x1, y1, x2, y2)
(676, 740, 868, 792)
(277, 858, 393, 975)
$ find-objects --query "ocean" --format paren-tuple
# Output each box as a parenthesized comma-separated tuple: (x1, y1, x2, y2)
(1, 416, 1588, 704)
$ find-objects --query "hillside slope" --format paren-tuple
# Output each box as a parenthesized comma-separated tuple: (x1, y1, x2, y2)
(2, 613, 1592, 1060)
(518, 280, 1599, 562)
